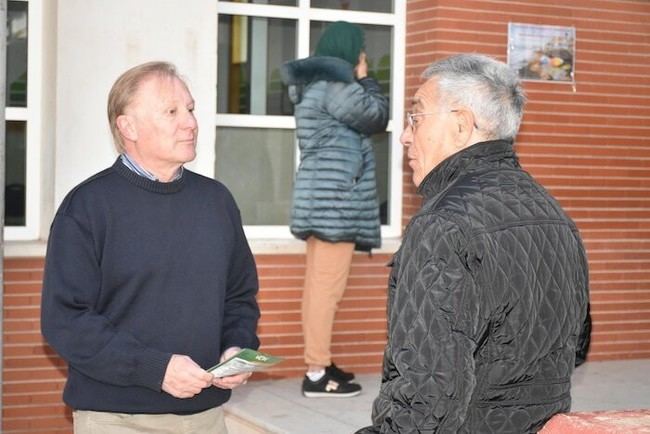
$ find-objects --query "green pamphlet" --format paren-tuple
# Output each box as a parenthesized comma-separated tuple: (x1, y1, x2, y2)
(207, 348, 283, 378)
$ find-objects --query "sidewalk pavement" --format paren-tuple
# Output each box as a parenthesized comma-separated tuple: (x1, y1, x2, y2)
(224, 359, 650, 434)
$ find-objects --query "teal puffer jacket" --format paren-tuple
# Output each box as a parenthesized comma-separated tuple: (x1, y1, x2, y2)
(281, 56, 389, 250)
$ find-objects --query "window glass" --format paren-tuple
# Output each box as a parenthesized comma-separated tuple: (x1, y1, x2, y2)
(5, 2, 28, 227)
(215, 3, 401, 233)
(310, 21, 392, 111)
(215, 127, 295, 225)
(7, 1, 28, 107)
(371, 132, 390, 225)
(311, 0, 392, 13)
(5, 121, 27, 226)
(220, 0, 296, 5)
(217, 15, 296, 115)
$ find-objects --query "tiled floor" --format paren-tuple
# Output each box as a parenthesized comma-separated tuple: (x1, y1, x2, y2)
(224, 359, 650, 434)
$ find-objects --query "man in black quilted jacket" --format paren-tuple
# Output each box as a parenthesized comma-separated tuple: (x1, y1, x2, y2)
(356, 54, 591, 434)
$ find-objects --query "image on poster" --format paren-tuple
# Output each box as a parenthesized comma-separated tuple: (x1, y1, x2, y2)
(507, 23, 575, 82)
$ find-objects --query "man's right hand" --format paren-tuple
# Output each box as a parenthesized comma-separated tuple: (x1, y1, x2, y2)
(162, 354, 213, 399)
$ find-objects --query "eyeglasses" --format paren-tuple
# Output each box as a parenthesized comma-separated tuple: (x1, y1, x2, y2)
(406, 110, 479, 130)
(406, 112, 437, 129)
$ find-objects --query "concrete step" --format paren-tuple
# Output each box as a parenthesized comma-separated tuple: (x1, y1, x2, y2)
(223, 360, 650, 434)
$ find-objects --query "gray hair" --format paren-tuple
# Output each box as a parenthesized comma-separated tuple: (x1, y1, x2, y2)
(421, 54, 526, 140)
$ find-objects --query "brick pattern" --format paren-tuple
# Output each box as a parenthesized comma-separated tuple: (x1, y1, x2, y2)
(403, 0, 650, 361)
(254, 253, 392, 379)
(2, 254, 391, 432)
(3, 258, 72, 433)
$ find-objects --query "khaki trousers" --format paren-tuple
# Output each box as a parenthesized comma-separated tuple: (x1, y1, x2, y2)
(302, 236, 355, 367)
(73, 407, 227, 434)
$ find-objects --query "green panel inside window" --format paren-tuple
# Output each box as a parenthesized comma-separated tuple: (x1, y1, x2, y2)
(218, 15, 296, 115)
(311, 0, 392, 13)
(215, 127, 295, 225)
(6, 1, 28, 108)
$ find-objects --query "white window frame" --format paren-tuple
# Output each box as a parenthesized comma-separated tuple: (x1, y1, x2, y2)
(215, 0, 405, 240)
(4, 0, 42, 240)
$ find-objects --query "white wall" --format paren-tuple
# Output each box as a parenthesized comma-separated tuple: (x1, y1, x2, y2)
(40, 0, 58, 239)
(55, 0, 217, 206)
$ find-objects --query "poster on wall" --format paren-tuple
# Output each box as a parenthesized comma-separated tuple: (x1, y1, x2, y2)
(507, 22, 576, 82)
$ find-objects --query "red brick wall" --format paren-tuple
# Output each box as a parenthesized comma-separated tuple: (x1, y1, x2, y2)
(403, 0, 650, 361)
(254, 253, 392, 378)
(3, 258, 71, 432)
(2, 254, 392, 432)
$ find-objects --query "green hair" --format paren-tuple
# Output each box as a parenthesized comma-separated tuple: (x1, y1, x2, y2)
(314, 21, 364, 66)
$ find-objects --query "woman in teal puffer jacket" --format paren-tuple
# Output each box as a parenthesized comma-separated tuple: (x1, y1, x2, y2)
(281, 21, 389, 398)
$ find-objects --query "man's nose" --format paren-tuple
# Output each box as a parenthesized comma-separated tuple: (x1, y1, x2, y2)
(185, 112, 198, 130)
(400, 126, 412, 147)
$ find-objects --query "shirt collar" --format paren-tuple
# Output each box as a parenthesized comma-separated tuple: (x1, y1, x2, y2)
(120, 153, 183, 182)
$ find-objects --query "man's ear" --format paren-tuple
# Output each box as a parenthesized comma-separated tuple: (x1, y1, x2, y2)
(453, 109, 475, 149)
(116, 114, 138, 143)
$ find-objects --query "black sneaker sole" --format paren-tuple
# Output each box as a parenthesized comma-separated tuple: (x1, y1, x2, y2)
(302, 389, 362, 398)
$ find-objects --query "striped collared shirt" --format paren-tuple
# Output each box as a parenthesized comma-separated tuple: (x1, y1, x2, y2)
(120, 153, 183, 182)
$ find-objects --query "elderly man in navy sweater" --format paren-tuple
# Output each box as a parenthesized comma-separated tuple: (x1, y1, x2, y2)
(41, 61, 260, 434)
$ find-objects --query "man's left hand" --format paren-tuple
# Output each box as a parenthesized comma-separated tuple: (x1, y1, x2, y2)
(211, 346, 252, 390)
(212, 371, 252, 389)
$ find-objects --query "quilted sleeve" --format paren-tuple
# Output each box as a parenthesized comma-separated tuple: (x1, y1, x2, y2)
(575, 303, 591, 366)
(324, 77, 389, 136)
(371, 216, 483, 432)
(575, 240, 591, 366)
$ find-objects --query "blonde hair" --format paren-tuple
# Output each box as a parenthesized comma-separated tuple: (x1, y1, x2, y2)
(107, 61, 182, 152)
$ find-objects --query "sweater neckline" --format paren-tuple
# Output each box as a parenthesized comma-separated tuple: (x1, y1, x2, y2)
(112, 157, 185, 194)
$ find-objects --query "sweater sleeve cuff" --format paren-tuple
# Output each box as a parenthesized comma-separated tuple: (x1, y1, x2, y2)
(222, 329, 260, 352)
(132, 349, 173, 392)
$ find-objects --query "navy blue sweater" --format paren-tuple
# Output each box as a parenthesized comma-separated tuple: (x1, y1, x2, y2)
(41, 159, 260, 414)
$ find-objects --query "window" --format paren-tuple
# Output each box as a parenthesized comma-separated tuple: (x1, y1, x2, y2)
(5, 1, 28, 228)
(215, 0, 405, 239)
(312, 0, 392, 13)
(215, 127, 295, 225)
(4, 0, 42, 240)
(221, 0, 297, 5)
(217, 15, 296, 116)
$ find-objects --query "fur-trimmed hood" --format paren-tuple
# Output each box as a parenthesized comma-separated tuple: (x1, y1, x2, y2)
(281, 56, 354, 85)
(281, 56, 354, 103)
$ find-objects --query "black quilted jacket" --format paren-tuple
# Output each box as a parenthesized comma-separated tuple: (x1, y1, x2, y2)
(357, 140, 590, 433)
